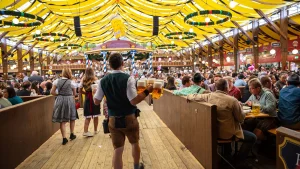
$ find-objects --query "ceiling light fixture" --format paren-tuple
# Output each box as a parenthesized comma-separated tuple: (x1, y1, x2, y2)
(35, 30, 41, 35)
(292, 49, 298, 55)
(205, 17, 210, 23)
(12, 18, 19, 24)
(229, 0, 238, 8)
(270, 49, 276, 55)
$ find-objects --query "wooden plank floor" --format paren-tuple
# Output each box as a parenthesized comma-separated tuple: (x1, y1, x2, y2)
(17, 101, 204, 169)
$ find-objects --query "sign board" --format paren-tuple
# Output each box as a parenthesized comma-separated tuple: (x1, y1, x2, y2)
(272, 42, 281, 47)
(227, 52, 233, 55)
(8, 60, 15, 65)
(246, 48, 252, 52)
(295, 56, 299, 59)
(278, 137, 300, 169)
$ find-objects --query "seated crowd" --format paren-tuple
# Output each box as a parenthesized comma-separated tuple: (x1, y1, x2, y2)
(152, 68, 300, 169)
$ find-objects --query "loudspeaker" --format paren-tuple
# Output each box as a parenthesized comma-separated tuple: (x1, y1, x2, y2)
(153, 16, 159, 36)
(74, 16, 82, 37)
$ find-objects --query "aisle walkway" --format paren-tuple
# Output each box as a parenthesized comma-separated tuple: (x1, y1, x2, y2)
(17, 101, 203, 169)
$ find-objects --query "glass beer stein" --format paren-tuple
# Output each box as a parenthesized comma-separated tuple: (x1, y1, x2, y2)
(152, 81, 163, 99)
(137, 80, 146, 94)
(147, 78, 155, 86)
(252, 100, 261, 115)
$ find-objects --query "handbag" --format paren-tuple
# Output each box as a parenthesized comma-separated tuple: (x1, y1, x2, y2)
(102, 118, 110, 134)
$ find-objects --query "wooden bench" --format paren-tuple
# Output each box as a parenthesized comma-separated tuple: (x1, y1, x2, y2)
(0, 96, 58, 169)
(153, 90, 217, 169)
(268, 128, 300, 135)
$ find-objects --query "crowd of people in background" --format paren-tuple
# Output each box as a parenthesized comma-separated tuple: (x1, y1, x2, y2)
(0, 64, 299, 169)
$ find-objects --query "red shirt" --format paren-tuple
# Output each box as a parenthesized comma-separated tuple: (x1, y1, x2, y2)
(228, 86, 241, 100)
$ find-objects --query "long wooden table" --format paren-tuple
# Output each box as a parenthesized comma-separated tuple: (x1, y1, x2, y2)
(245, 113, 270, 119)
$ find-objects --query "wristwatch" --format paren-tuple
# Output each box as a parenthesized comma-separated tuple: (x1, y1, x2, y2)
(143, 89, 149, 96)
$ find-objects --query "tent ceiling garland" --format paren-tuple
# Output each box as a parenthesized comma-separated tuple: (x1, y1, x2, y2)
(0, 0, 298, 59)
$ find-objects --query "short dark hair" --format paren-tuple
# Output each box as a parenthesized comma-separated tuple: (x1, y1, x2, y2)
(45, 82, 52, 90)
(6, 87, 16, 98)
(260, 76, 271, 87)
(232, 72, 238, 78)
(109, 53, 123, 70)
(215, 79, 228, 91)
(238, 73, 245, 79)
(22, 81, 31, 89)
(182, 76, 190, 85)
(287, 73, 300, 86)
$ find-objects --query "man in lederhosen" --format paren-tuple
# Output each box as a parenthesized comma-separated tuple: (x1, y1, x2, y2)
(94, 53, 153, 169)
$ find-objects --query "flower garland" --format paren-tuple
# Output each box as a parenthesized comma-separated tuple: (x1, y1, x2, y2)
(165, 32, 196, 40)
(157, 44, 178, 49)
(33, 33, 70, 42)
(58, 44, 82, 49)
(184, 10, 232, 26)
(0, 10, 44, 27)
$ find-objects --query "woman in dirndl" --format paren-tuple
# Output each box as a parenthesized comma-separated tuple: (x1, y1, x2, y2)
(51, 68, 78, 145)
(79, 67, 100, 137)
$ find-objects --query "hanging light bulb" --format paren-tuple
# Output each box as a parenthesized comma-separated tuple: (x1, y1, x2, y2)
(229, 0, 238, 8)
(292, 49, 298, 55)
(270, 49, 276, 55)
(189, 28, 193, 32)
(66, 50, 69, 53)
(205, 17, 210, 23)
(12, 18, 19, 24)
(50, 37, 54, 41)
(213, 59, 216, 63)
(10, 67, 14, 70)
(171, 41, 174, 44)
(68, 46, 71, 50)
(38, 66, 41, 70)
(179, 35, 182, 39)
(60, 43, 64, 47)
(226, 57, 231, 62)
(27, 66, 30, 69)
(35, 30, 41, 35)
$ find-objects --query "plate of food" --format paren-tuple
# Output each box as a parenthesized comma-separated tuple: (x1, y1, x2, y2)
(243, 106, 251, 110)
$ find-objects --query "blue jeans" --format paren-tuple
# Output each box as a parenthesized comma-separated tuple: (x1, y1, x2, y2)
(237, 130, 257, 161)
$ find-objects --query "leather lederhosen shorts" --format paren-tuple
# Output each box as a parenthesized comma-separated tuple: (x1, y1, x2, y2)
(108, 113, 139, 149)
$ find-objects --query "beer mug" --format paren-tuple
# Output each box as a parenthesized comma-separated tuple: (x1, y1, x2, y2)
(152, 82, 163, 99)
(155, 80, 164, 94)
(137, 80, 146, 94)
(252, 100, 260, 115)
(147, 78, 155, 86)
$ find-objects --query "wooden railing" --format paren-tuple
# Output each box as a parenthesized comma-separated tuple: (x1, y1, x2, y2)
(153, 90, 217, 169)
(0, 96, 58, 169)
(43, 64, 86, 70)
(152, 61, 192, 67)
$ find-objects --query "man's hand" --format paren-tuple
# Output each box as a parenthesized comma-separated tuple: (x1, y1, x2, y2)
(246, 101, 252, 107)
(147, 85, 153, 93)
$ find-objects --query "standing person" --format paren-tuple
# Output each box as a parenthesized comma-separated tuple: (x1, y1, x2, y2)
(51, 68, 77, 145)
(28, 71, 43, 83)
(79, 68, 100, 137)
(93, 53, 153, 169)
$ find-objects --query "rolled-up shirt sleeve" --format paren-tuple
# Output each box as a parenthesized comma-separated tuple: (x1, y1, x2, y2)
(127, 76, 137, 101)
(94, 79, 104, 101)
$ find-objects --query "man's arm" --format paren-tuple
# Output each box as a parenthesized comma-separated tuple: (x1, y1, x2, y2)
(127, 76, 153, 105)
(187, 93, 210, 102)
(260, 92, 277, 115)
(93, 80, 104, 105)
(232, 100, 245, 123)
